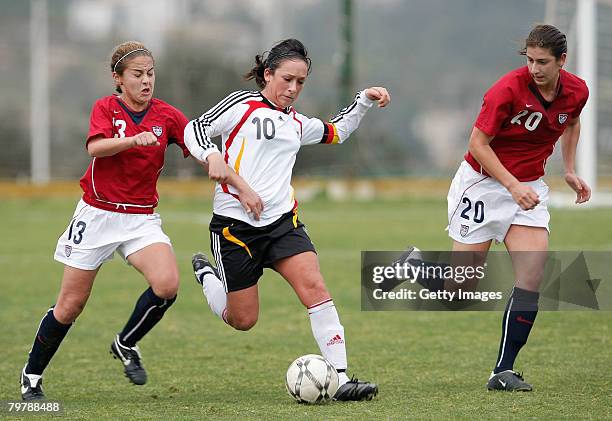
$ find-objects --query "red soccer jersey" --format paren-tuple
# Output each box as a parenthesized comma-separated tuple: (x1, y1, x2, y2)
(80, 95, 190, 214)
(465, 66, 589, 181)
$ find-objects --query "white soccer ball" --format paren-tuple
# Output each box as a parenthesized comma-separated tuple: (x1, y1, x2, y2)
(285, 354, 339, 404)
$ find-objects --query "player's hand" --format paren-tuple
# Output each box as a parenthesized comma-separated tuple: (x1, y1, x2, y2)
(565, 172, 591, 204)
(364, 87, 391, 108)
(131, 132, 160, 147)
(206, 153, 229, 183)
(238, 185, 264, 221)
(509, 182, 540, 210)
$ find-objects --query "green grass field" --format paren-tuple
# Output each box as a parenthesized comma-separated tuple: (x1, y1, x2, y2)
(0, 196, 610, 420)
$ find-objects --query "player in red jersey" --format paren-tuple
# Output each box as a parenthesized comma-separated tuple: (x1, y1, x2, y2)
(400, 25, 590, 391)
(19, 41, 260, 401)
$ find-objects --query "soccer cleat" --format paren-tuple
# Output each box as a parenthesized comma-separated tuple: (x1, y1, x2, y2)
(110, 335, 147, 385)
(487, 370, 533, 392)
(192, 252, 219, 286)
(379, 246, 423, 292)
(394, 246, 423, 268)
(20, 367, 45, 401)
(333, 376, 379, 401)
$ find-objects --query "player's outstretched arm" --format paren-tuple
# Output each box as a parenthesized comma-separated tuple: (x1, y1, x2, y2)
(87, 132, 160, 157)
(331, 86, 390, 141)
(301, 86, 390, 147)
(364, 86, 391, 108)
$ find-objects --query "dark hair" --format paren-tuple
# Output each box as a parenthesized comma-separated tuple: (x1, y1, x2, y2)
(244, 38, 312, 88)
(110, 41, 153, 93)
(520, 24, 567, 58)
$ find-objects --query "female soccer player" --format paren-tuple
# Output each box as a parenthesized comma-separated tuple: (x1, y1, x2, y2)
(19, 41, 259, 400)
(185, 39, 390, 401)
(403, 24, 589, 391)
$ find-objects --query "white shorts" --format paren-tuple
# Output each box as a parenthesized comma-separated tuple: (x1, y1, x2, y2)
(54, 200, 172, 270)
(447, 161, 550, 244)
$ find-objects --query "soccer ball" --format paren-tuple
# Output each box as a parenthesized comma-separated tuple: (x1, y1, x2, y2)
(285, 354, 339, 404)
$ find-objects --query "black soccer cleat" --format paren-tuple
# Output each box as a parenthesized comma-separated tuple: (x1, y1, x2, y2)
(394, 246, 423, 271)
(110, 335, 147, 385)
(192, 252, 221, 286)
(487, 370, 532, 392)
(334, 376, 379, 401)
(379, 246, 423, 292)
(20, 367, 45, 401)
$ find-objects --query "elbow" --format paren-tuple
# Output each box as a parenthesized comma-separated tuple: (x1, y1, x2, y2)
(87, 145, 99, 158)
(468, 140, 487, 164)
(86, 137, 104, 157)
(467, 134, 486, 158)
(467, 141, 479, 158)
(467, 127, 493, 162)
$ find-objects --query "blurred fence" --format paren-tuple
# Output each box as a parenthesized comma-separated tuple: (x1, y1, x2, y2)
(1, 0, 611, 182)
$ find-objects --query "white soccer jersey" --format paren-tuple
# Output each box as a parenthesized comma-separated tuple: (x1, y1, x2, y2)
(185, 90, 375, 226)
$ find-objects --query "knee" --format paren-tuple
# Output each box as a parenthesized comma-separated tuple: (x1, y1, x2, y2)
(150, 271, 180, 299)
(230, 313, 258, 331)
(300, 275, 329, 303)
(516, 272, 544, 291)
(54, 298, 86, 324)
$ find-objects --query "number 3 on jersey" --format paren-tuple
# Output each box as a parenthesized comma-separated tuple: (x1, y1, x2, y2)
(114, 119, 127, 138)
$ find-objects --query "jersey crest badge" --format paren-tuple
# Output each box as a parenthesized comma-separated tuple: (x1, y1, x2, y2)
(65, 245, 72, 257)
(558, 113, 568, 125)
(152, 126, 163, 137)
(460, 224, 469, 237)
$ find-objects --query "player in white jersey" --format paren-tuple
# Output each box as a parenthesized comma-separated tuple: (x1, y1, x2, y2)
(185, 39, 390, 401)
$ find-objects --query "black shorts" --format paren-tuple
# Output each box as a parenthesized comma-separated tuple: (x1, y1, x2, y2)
(209, 211, 316, 292)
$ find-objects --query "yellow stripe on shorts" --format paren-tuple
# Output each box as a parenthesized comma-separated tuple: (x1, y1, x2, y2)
(222, 226, 252, 258)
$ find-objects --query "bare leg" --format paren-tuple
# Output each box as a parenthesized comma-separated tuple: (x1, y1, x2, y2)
(225, 284, 260, 331)
(504, 225, 548, 291)
(446, 240, 492, 292)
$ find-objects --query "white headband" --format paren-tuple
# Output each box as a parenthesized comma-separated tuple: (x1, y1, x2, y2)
(113, 48, 148, 72)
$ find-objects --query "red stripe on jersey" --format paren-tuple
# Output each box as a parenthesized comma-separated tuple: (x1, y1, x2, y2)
(220, 100, 269, 197)
(291, 109, 303, 138)
(224, 100, 269, 163)
(328, 123, 335, 143)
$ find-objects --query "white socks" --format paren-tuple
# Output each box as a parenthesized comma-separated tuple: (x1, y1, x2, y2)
(196, 267, 227, 323)
(308, 299, 348, 385)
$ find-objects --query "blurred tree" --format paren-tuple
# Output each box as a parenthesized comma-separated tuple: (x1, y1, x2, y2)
(0, 107, 29, 179)
(154, 35, 248, 178)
